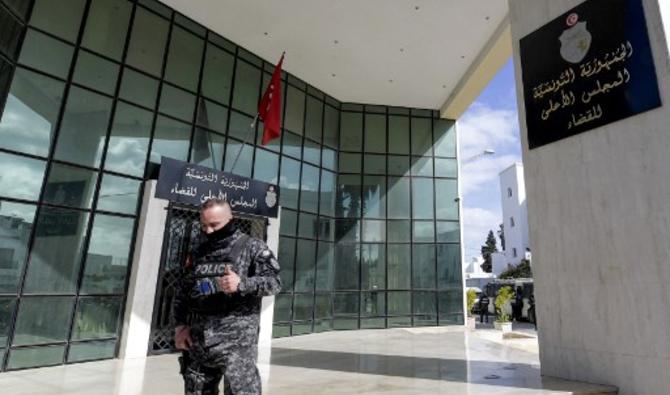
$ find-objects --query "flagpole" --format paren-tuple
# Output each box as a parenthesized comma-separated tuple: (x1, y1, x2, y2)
(229, 114, 259, 174)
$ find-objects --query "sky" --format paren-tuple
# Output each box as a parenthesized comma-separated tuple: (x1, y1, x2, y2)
(458, 58, 523, 263)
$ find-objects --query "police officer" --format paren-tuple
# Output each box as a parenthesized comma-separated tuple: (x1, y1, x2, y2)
(478, 294, 490, 323)
(173, 198, 281, 395)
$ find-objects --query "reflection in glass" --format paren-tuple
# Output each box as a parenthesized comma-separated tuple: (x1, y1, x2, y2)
(305, 95, 323, 142)
(43, 163, 98, 209)
(126, 7, 169, 76)
(439, 290, 464, 322)
(279, 210, 296, 237)
(388, 155, 410, 176)
(387, 220, 410, 243)
(298, 213, 317, 239)
(435, 158, 457, 178)
(196, 98, 228, 135)
(273, 294, 292, 322)
(277, 237, 294, 291)
(82, 0, 132, 60)
(19, 29, 74, 79)
(434, 119, 456, 158)
(338, 152, 360, 174)
(339, 112, 362, 151)
(150, 116, 191, 164)
(0, 298, 16, 346)
(387, 244, 410, 289)
(119, 68, 159, 109)
(12, 296, 74, 345)
(412, 178, 434, 219)
(319, 170, 336, 217)
(29, 0, 85, 42)
(315, 242, 334, 291)
(294, 240, 315, 292)
(388, 291, 410, 315)
(411, 117, 432, 156)
(159, 84, 196, 121)
(0, 68, 64, 157)
(388, 116, 409, 155)
(436, 221, 459, 243)
(105, 102, 152, 176)
(228, 111, 254, 141)
(252, 149, 278, 184)
(73, 50, 120, 95)
(300, 164, 319, 213)
(81, 215, 135, 294)
(387, 177, 410, 219)
(0, 152, 47, 201)
(293, 294, 313, 321)
(336, 175, 361, 218)
(223, 140, 253, 178)
(68, 340, 116, 362)
(55, 86, 113, 168)
(282, 131, 302, 160)
(435, 179, 459, 220)
(191, 128, 224, 170)
(164, 26, 204, 92)
(362, 220, 385, 243)
(364, 154, 386, 175)
(202, 43, 234, 105)
(414, 291, 437, 315)
(0, 203, 35, 293)
(279, 157, 300, 210)
(362, 176, 385, 219)
(72, 297, 122, 339)
(24, 208, 89, 293)
(8, 345, 65, 369)
(97, 174, 141, 215)
(413, 244, 436, 289)
(231, 60, 260, 115)
(411, 156, 433, 177)
(303, 139, 320, 166)
(364, 114, 385, 153)
(284, 85, 305, 134)
(361, 292, 385, 317)
(361, 244, 384, 290)
(323, 105, 339, 148)
(334, 244, 359, 290)
(413, 221, 435, 242)
(333, 293, 358, 316)
(437, 244, 462, 289)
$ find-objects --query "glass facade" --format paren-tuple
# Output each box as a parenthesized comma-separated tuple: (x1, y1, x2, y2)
(0, 0, 462, 370)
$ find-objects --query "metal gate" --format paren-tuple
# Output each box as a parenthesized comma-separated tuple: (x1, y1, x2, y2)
(148, 203, 267, 355)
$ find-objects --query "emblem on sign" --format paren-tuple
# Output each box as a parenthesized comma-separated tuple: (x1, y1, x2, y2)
(559, 15, 592, 64)
(265, 185, 277, 208)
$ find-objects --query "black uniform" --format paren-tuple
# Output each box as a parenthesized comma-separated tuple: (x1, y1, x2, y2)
(173, 222, 281, 395)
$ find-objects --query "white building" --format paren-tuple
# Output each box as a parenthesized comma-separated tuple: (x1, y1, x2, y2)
(496, 163, 530, 271)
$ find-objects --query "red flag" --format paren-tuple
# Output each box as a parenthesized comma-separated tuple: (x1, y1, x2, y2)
(259, 53, 284, 145)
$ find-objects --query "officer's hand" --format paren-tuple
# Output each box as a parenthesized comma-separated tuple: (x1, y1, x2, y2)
(175, 325, 192, 350)
(218, 265, 240, 294)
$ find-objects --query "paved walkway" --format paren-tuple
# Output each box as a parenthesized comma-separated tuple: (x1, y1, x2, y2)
(0, 326, 617, 394)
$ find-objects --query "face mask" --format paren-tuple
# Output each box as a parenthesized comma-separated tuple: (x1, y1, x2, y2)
(205, 221, 235, 241)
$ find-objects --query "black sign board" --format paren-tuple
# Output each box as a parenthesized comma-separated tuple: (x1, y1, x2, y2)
(155, 157, 280, 218)
(520, 0, 661, 149)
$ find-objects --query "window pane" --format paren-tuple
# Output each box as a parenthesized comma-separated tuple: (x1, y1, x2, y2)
(0, 152, 46, 201)
(293, 294, 313, 321)
(387, 177, 410, 219)
(319, 170, 336, 217)
(223, 140, 253, 178)
(388, 116, 409, 155)
(333, 293, 358, 316)
(231, 60, 260, 115)
(414, 291, 437, 315)
(388, 155, 410, 176)
(435, 158, 457, 178)
(119, 68, 159, 109)
(202, 43, 234, 105)
(339, 112, 362, 151)
(364, 154, 386, 175)
(126, 7, 169, 77)
(196, 98, 228, 135)
(0, 7, 22, 61)
(412, 179, 434, 219)
(12, 296, 74, 345)
(361, 219, 384, 242)
(411, 156, 433, 177)
(81, 215, 134, 294)
(73, 50, 120, 95)
(387, 244, 410, 289)
(413, 221, 435, 243)
(302, 139, 320, 166)
(298, 212, 317, 239)
(297, 164, 317, 213)
(387, 220, 410, 243)
(67, 340, 116, 362)
(413, 244, 435, 289)
(336, 175, 360, 218)
(29, 0, 85, 42)
(0, 68, 65, 157)
(72, 297, 122, 340)
(338, 152, 360, 173)
(82, 0, 132, 60)
(3, 0, 30, 19)
(294, 240, 315, 292)
(314, 294, 332, 319)
(362, 176, 385, 219)
(436, 221, 459, 243)
(8, 345, 65, 369)
(277, 237, 295, 291)
(227, 110, 254, 142)
(0, 298, 16, 346)
(97, 174, 141, 215)
(388, 291, 410, 315)
(43, 163, 98, 209)
(411, 117, 432, 156)
(24, 208, 89, 293)
(318, 217, 334, 242)
(323, 105, 338, 148)
(315, 242, 334, 291)
(150, 116, 191, 164)
(281, 131, 302, 160)
(164, 27, 203, 91)
(279, 209, 296, 237)
(159, 84, 195, 121)
(0, 203, 36, 293)
(191, 128, 224, 170)
(361, 293, 385, 318)
(439, 290, 464, 322)
(138, 0, 171, 18)
(437, 244, 461, 289)
(252, 149, 278, 184)
(55, 87, 113, 168)
(434, 119, 456, 158)
(19, 29, 74, 79)
(361, 244, 384, 290)
(364, 114, 385, 153)
(435, 179, 459, 220)
(334, 244, 359, 290)
(284, 85, 304, 134)
(305, 95, 322, 142)
(279, 157, 300, 210)
(273, 294, 292, 322)
(104, 102, 152, 177)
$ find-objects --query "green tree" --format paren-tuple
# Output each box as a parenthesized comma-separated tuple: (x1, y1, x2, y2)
(480, 230, 498, 273)
(499, 259, 533, 279)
